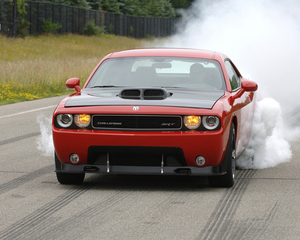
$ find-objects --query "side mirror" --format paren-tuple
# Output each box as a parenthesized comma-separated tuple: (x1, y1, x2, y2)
(66, 78, 81, 93)
(230, 80, 258, 104)
(241, 80, 258, 92)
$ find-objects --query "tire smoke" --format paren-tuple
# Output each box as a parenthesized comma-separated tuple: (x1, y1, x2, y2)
(36, 115, 54, 157)
(236, 98, 292, 169)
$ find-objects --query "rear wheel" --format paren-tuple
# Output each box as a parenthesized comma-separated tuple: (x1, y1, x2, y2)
(56, 172, 85, 185)
(209, 123, 236, 188)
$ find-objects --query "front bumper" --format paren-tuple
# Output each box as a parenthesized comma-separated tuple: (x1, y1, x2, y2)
(53, 128, 229, 168)
(56, 163, 227, 176)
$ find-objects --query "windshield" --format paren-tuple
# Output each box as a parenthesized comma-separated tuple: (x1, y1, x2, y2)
(87, 57, 226, 91)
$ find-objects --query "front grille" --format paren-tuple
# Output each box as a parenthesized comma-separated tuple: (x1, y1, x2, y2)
(92, 115, 182, 130)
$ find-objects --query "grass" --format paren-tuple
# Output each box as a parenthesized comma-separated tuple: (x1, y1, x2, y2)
(0, 34, 144, 105)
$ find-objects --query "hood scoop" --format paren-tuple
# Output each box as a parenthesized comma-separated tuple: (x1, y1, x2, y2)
(119, 88, 172, 100)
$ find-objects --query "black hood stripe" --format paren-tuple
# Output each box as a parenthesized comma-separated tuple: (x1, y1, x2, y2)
(65, 88, 224, 109)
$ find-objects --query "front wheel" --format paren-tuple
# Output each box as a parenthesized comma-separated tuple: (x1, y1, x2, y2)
(209, 123, 236, 188)
(56, 172, 85, 185)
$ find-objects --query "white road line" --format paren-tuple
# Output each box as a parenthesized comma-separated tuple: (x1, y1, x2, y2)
(0, 105, 57, 119)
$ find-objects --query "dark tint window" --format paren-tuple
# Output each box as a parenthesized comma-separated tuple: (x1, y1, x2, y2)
(225, 61, 241, 91)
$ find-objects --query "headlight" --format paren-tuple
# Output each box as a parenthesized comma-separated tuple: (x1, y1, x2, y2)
(184, 116, 201, 130)
(74, 114, 91, 128)
(202, 116, 220, 130)
(57, 114, 73, 128)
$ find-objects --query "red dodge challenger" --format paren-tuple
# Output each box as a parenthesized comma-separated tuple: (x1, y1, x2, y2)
(52, 48, 257, 187)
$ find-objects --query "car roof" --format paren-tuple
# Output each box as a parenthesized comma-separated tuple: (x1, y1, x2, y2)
(108, 48, 228, 61)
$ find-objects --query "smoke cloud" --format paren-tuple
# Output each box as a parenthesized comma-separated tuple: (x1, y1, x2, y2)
(36, 115, 54, 157)
(157, 0, 300, 110)
(151, 0, 300, 168)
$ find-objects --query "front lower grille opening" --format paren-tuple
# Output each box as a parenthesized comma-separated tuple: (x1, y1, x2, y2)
(88, 153, 185, 167)
(91, 153, 107, 165)
(87, 146, 187, 167)
(111, 153, 161, 166)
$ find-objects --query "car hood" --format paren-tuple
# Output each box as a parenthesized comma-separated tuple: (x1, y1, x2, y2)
(65, 88, 225, 109)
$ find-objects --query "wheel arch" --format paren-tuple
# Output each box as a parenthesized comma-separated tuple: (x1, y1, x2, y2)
(55, 151, 63, 171)
(231, 115, 237, 145)
(219, 118, 236, 173)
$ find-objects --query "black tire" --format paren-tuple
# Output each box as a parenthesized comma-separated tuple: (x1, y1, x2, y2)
(56, 172, 85, 185)
(55, 151, 85, 184)
(209, 123, 236, 188)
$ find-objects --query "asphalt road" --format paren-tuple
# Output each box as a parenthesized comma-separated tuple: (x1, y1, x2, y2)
(0, 97, 300, 240)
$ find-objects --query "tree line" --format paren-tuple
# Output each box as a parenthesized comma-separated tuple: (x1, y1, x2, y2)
(0, 0, 195, 37)
(33, 0, 194, 18)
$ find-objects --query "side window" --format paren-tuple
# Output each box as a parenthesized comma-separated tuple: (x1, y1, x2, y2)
(225, 61, 240, 91)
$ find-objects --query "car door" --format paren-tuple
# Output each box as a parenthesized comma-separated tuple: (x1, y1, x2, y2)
(225, 60, 256, 156)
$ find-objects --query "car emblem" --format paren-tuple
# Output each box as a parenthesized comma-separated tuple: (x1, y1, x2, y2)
(133, 106, 139, 111)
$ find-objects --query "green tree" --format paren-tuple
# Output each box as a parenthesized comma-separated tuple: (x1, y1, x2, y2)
(130, 0, 148, 16)
(160, 0, 175, 17)
(170, 0, 194, 9)
(67, 0, 90, 8)
(87, 0, 102, 10)
(101, 0, 123, 14)
(169, 0, 187, 8)
(119, 0, 135, 15)
(36, 0, 90, 9)
(146, 0, 161, 17)
(131, 0, 175, 17)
